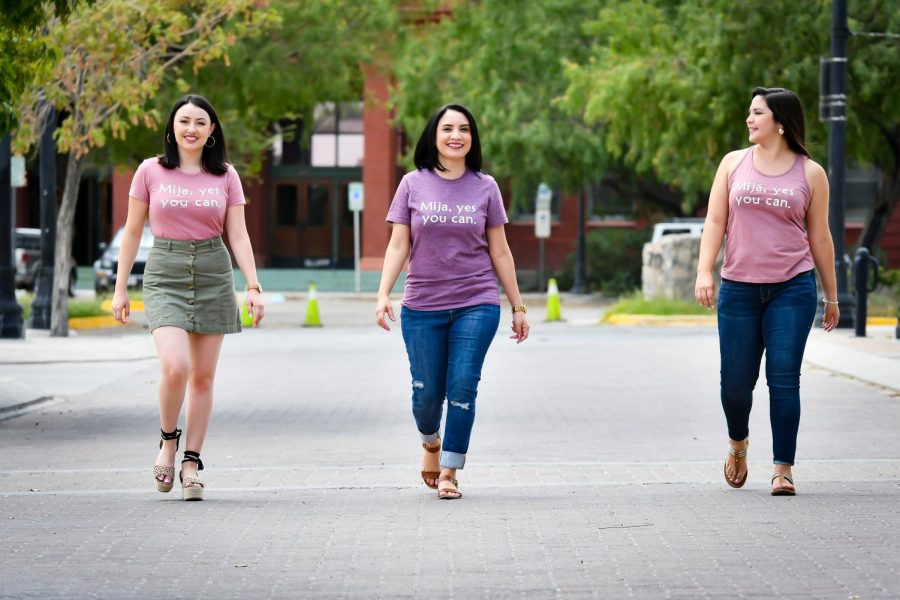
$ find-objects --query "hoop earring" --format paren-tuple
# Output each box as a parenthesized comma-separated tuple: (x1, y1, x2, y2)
(205, 136, 216, 148)
(166, 134, 172, 144)
(778, 126, 784, 135)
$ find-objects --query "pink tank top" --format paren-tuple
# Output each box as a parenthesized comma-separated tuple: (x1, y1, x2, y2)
(721, 148, 814, 283)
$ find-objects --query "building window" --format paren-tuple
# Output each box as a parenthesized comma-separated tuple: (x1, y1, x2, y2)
(589, 179, 635, 221)
(846, 167, 878, 223)
(275, 184, 297, 225)
(310, 102, 364, 167)
(505, 180, 561, 222)
(308, 184, 329, 226)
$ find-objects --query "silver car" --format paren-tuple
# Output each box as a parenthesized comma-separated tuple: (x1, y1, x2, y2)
(93, 225, 154, 294)
(14, 227, 78, 297)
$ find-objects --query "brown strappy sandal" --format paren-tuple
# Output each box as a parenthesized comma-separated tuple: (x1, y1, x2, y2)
(724, 440, 749, 489)
(421, 440, 441, 489)
(771, 473, 796, 496)
(437, 474, 462, 500)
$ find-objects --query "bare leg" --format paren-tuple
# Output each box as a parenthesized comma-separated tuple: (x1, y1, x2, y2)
(181, 332, 225, 486)
(152, 327, 191, 486)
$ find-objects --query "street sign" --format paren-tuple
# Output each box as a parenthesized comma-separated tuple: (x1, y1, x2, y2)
(348, 182, 364, 212)
(10, 155, 26, 188)
(535, 182, 552, 239)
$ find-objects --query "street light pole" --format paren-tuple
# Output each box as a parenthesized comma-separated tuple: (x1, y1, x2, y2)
(30, 108, 56, 329)
(570, 185, 589, 294)
(0, 133, 24, 338)
(823, 0, 855, 328)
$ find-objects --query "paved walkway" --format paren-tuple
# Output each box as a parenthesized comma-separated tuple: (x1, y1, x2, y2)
(1, 295, 899, 598)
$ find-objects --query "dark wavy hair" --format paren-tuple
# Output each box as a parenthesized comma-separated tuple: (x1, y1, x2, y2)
(158, 94, 229, 175)
(413, 103, 482, 173)
(751, 87, 810, 158)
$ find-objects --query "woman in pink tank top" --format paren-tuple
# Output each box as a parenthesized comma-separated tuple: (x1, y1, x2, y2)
(694, 88, 839, 496)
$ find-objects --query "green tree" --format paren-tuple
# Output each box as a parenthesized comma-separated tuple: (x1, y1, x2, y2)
(562, 0, 900, 259)
(106, 0, 399, 174)
(0, 0, 81, 131)
(14, 0, 277, 336)
(391, 0, 608, 211)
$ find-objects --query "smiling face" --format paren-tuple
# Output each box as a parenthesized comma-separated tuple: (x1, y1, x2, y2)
(435, 109, 472, 164)
(746, 95, 779, 144)
(172, 102, 215, 152)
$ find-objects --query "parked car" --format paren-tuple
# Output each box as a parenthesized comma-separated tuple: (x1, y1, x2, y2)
(93, 225, 154, 294)
(650, 219, 705, 243)
(14, 227, 78, 297)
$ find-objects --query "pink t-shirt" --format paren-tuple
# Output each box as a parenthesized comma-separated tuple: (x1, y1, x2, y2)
(721, 148, 814, 283)
(128, 158, 245, 240)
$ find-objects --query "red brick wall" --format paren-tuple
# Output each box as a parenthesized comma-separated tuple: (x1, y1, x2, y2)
(360, 64, 398, 271)
(881, 206, 900, 268)
(111, 166, 134, 231)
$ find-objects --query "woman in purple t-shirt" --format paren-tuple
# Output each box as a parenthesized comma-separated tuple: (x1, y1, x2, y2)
(112, 95, 264, 501)
(695, 88, 838, 496)
(376, 104, 530, 500)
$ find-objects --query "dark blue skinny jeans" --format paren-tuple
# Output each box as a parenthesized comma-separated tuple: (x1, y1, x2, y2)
(717, 269, 817, 465)
(400, 304, 500, 469)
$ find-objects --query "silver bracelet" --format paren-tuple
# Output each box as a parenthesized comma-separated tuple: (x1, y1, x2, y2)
(822, 298, 839, 305)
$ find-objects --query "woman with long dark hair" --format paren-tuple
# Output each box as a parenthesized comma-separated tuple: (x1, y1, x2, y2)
(376, 103, 529, 499)
(695, 87, 838, 496)
(113, 94, 264, 501)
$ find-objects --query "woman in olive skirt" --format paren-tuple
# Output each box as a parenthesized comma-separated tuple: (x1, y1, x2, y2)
(112, 94, 264, 501)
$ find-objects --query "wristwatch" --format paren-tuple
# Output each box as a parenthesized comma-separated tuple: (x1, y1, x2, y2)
(511, 304, 527, 314)
(247, 283, 263, 293)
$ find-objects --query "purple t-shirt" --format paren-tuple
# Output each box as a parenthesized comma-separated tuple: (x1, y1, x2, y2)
(129, 158, 245, 240)
(386, 169, 509, 311)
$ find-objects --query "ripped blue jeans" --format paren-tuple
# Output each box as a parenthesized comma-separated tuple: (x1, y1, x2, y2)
(400, 304, 500, 469)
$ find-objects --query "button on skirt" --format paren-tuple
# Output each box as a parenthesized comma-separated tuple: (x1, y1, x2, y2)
(143, 236, 241, 334)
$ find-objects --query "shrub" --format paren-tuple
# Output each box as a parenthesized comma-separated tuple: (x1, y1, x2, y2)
(554, 227, 649, 296)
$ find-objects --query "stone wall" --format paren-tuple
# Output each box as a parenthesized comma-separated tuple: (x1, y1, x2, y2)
(642, 234, 721, 301)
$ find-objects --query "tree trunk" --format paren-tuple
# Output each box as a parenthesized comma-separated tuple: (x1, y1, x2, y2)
(49, 150, 84, 337)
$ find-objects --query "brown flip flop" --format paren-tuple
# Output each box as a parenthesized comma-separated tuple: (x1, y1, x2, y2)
(771, 473, 796, 496)
(724, 441, 749, 488)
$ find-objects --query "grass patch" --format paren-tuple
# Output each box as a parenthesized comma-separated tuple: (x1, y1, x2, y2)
(603, 292, 713, 321)
(17, 294, 111, 319)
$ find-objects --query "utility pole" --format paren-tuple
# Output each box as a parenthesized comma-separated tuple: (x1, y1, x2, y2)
(570, 185, 589, 294)
(0, 133, 24, 338)
(821, 0, 854, 327)
(30, 108, 56, 329)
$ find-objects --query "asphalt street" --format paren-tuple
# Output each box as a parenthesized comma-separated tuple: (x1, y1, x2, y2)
(1, 303, 899, 598)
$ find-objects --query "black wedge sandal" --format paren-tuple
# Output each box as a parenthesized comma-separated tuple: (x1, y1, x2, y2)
(180, 450, 205, 501)
(153, 427, 182, 493)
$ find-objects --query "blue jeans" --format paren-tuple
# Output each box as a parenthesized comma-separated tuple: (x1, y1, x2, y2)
(717, 270, 817, 465)
(400, 304, 500, 469)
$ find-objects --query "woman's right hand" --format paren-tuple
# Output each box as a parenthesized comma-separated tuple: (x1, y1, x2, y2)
(695, 271, 717, 310)
(112, 289, 131, 324)
(375, 294, 395, 331)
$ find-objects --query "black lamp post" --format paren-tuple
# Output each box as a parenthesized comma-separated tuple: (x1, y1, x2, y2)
(821, 0, 855, 328)
(0, 133, 24, 338)
(29, 108, 56, 329)
(570, 185, 589, 294)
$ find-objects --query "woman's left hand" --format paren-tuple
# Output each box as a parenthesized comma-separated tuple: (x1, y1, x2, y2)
(246, 290, 264, 327)
(822, 303, 839, 332)
(510, 312, 529, 344)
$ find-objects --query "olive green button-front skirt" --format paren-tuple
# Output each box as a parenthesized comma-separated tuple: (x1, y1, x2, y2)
(143, 236, 241, 335)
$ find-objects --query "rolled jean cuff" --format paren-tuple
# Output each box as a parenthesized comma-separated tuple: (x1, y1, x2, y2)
(773, 460, 794, 466)
(419, 431, 440, 445)
(440, 450, 466, 470)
